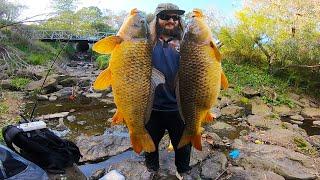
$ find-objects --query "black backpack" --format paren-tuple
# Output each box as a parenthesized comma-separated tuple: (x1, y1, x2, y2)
(2, 125, 82, 174)
(0, 144, 48, 179)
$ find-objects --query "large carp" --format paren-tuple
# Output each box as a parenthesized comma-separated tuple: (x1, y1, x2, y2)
(92, 8, 164, 153)
(177, 9, 229, 150)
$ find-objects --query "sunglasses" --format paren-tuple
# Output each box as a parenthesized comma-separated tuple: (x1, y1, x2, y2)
(158, 14, 180, 21)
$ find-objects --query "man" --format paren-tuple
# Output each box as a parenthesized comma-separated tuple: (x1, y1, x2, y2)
(145, 3, 192, 180)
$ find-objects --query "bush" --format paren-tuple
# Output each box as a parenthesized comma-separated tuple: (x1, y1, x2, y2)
(10, 77, 31, 90)
(26, 53, 51, 65)
(96, 55, 110, 69)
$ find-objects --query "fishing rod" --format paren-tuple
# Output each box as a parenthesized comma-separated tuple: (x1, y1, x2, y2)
(27, 39, 70, 122)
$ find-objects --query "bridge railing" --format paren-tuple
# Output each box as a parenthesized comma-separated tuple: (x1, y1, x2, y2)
(23, 30, 115, 41)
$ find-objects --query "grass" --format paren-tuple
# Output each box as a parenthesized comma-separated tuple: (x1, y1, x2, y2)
(10, 77, 31, 90)
(223, 59, 294, 106)
(0, 102, 9, 115)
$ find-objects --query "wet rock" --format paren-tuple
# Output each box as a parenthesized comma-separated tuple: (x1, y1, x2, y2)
(26, 75, 58, 93)
(301, 107, 320, 120)
(85, 92, 102, 98)
(233, 139, 319, 180)
(221, 105, 245, 118)
(67, 115, 76, 122)
(53, 87, 73, 97)
(272, 105, 295, 116)
(229, 167, 285, 180)
(247, 115, 282, 129)
(313, 121, 320, 127)
(48, 95, 58, 101)
(89, 168, 105, 180)
(76, 125, 131, 162)
(241, 87, 260, 98)
(36, 111, 69, 120)
(210, 121, 236, 133)
(290, 114, 304, 121)
(200, 151, 227, 179)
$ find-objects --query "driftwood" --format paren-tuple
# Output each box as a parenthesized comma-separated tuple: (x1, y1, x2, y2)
(0, 44, 30, 73)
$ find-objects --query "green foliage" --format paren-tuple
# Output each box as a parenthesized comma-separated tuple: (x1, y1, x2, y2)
(96, 55, 110, 69)
(10, 77, 31, 90)
(26, 53, 50, 65)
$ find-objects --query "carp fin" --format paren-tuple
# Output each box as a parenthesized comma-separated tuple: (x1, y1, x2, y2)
(111, 110, 124, 125)
(178, 133, 202, 151)
(210, 41, 222, 62)
(92, 35, 123, 54)
(93, 67, 112, 90)
(144, 68, 166, 125)
(204, 112, 215, 123)
(151, 68, 165, 87)
(221, 71, 229, 90)
(130, 133, 156, 154)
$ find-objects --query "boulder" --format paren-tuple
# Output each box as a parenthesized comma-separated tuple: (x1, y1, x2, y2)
(241, 87, 260, 98)
(301, 108, 320, 120)
(229, 167, 285, 180)
(76, 125, 131, 162)
(251, 100, 272, 116)
(233, 139, 320, 180)
(272, 105, 295, 116)
(246, 115, 282, 129)
(290, 114, 304, 121)
(200, 151, 227, 179)
(26, 75, 58, 93)
(221, 105, 245, 118)
(209, 121, 236, 132)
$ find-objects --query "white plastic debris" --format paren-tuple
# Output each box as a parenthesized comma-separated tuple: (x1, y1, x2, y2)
(99, 170, 125, 180)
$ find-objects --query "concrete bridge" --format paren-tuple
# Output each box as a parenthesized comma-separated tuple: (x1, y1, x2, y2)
(23, 29, 115, 43)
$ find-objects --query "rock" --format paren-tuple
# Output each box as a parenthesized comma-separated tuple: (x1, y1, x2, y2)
(221, 105, 245, 118)
(50, 129, 70, 137)
(106, 92, 113, 98)
(290, 120, 303, 125)
(200, 151, 227, 179)
(251, 100, 272, 116)
(59, 77, 77, 87)
(89, 168, 105, 180)
(56, 85, 63, 89)
(290, 114, 304, 121)
(313, 121, 320, 127)
(76, 125, 131, 162)
(0, 73, 9, 80)
(309, 135, 320, 149)
(210, 121, 236, 132)
(190, 141, 213, 166)
(36, 112, 69, 120)
(26, 75, 58, 93)
(241, 87, 260, 98)
(85, 92, 102, 98)
(211, 107, 221, 119)
(288, 93, 300, 101)
(56, 118, 68, 131)
(229, 167, 285, 180)
(301, 108, 320, 120)
(77, 121, 86, 125)
(69, 109, 76, 113)
(67, 115, 76, 122)
(233, 139, 319, 180)
(299, 98, 311, 107)
(99, 99, 114, 105)
(217, 97, 232, 108)
(247, 115, 282, 129)
(249, 128, 315, 155)
(53, 87, 73, 98)
(272, 105, 295, 116)
(99, 170, 125, 180)
(37, 94, 49, 101)
(108, 108, 117, 113)
(48, 95, 58, 101)
(0, 79, 15, 90)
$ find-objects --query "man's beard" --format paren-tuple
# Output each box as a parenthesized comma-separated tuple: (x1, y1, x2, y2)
(156, 23, 182, 40)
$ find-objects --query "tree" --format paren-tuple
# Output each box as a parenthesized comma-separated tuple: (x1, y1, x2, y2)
(50, 0, 78, 14)
(0, 0, 25, 22)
